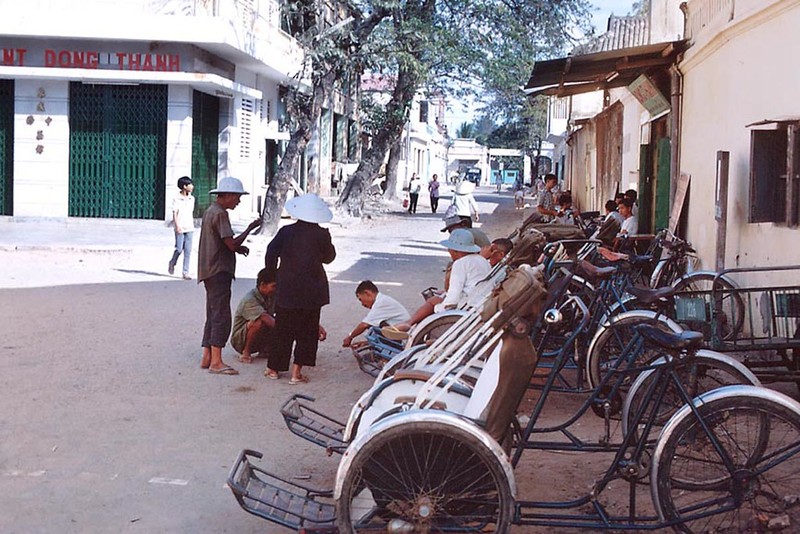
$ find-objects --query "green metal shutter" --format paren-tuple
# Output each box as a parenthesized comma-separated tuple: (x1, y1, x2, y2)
(0, 80, 13, 215)
(191, 90, 220, 217)
(69, 83, 167, 219)
(654, 137, 671, 231)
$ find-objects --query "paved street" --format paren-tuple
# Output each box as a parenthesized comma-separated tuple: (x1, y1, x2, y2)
(0, 188, 531, 533)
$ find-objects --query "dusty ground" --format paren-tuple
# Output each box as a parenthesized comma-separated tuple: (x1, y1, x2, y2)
(4, 187, 778, 533)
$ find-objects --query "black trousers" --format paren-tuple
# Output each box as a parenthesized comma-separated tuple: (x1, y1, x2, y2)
(430, 195, 439, 213)
(268, 306, 321, 371)
(408, 193, 419, 213)
(202, 272, 233, 348)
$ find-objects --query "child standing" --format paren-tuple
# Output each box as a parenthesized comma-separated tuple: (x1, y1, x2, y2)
(198, 177, 262, 376)
(168, 176, 195, 279)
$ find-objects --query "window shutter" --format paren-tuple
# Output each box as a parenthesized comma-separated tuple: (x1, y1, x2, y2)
(749, 129, 786, 223)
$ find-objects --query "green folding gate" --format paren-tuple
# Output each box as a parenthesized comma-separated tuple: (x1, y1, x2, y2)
(191, 90, 220, 217)
(0, 80, 13, 215)
(69, 83, 167, 218)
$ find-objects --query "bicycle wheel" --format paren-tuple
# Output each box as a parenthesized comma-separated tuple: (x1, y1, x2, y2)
(653, 392, 800, 533)
(672, 272, 745, 342)
(336, 417, 513, 532)
(536, 276, 592, 359)
(622, 351, 760, 440)
(586, 311, 683, 389)
(407, 311, 464, 347)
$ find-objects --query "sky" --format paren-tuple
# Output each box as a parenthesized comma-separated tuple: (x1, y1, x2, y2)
(446, 0, 638, 134)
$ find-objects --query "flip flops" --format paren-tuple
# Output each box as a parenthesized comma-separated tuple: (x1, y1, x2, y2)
(237, 354, 253, 364)
(209, 366, 239, 375)
(288, 375, 309, 385)
(264, 369, 279, 380)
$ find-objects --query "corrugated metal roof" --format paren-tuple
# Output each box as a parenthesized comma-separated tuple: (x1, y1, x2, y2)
(573, 15, 650, 55)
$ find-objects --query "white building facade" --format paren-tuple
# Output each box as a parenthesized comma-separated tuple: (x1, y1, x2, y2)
(0, 0, 355, 222)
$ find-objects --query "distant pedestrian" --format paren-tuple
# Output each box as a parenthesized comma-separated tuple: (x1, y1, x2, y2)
(428, 174, 440, 213)
(168, 176, 195, 279)
(495, 172, 503, 193)
(264, 194, 336, 384)
(198, 177, 262, 376)
(452, 180, 479, 225)
(408, 174, 422, 214)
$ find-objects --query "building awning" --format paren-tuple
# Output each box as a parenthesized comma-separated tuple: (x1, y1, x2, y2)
(523, 40, 686, 98)
(0, 65, 262, 99)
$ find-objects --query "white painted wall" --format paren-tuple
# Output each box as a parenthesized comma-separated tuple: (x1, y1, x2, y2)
(679, 0, 800, 270)
(13, 80, 69, 218)
(165, 85, 193, 209)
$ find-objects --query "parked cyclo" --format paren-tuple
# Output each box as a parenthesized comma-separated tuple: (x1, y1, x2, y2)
(228, 257, 800, 533)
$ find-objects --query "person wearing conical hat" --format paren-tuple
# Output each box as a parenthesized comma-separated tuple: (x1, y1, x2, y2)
(264, 194, 336, 384)
(452, 179, 480, 226)
(198, 177, 262, 376)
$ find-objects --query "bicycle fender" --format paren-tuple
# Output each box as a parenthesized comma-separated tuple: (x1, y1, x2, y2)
(334, 410, 517, 501)
(650, 385, 800, 520)
(672, 270, 741, 289)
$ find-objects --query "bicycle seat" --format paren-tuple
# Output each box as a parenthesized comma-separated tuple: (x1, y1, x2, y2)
(626, 285, 675, 304)
(634, 324, 704, 350)
(578, 260, 617, 281)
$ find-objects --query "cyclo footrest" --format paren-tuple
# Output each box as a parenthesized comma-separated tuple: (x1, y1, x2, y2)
(281, 394, 347, 454)
(228, 449, 336, 532)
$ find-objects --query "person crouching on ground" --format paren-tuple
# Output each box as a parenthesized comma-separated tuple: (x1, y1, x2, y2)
(342, 280, 410, 348)
(199, 177, 262, 376)
(383, 229, 491, 338)
(231, 268, 277, 364)
(264, 193, 336, 384)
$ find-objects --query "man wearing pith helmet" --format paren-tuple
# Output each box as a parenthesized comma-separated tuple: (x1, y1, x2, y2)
(199, 177, 262, 376)
(264, 194, 336, 384)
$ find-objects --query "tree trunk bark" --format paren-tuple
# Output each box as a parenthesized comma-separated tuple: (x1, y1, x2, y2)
(383, 137, 403, 200)
(337, 64, 420, 216)
(259, 72, 334, 235)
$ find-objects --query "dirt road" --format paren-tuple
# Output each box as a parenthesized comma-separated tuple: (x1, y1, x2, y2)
(1, 187, 555, 533)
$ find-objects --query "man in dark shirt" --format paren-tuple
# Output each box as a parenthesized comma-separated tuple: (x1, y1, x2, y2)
(264, 194, 336, 384)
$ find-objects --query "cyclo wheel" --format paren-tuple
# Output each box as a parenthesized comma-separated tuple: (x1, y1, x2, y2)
(407, 311, 465, 347)
(586, 311, 684, 390)
(336, 415, 513, 532)
(622, 351, 760, 441)
(653, 389, 800, 533)
(672, 272, 745, 342)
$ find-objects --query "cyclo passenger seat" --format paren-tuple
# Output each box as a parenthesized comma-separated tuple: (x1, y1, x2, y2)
(634, 324, 704, 351)
(626, 285, 676, 305)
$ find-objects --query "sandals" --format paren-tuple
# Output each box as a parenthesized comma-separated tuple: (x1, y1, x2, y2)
(288, 375, 309, 385)
(209, 366, 239, 375)
(237, 354, 253, 364)
(264, 369, 279, 380)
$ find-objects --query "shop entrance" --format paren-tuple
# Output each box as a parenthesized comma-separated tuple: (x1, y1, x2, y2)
(191, 90, 220, 217)
(0, 79, 13, 215)
(68, 83, 167, 218)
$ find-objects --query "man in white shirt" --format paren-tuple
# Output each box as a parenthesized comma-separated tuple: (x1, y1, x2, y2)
(618, 198, 638, 236)
(382, 229, 490, 339)
(168, 176, 196, 279)
(342, 281, 410, 347)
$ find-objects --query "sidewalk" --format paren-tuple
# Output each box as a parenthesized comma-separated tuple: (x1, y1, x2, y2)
(0, 187, 525, 289)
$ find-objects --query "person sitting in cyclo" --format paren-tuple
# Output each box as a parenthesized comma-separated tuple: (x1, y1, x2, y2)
(342, 280, 410, 348)
(382, 229, 491, 340)
(231, 268, 277, 364)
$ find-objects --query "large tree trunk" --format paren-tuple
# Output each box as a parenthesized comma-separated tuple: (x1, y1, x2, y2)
(259, 71, 334, 235)
(383, 137, 403, 200)
(338, 64, 420, 216)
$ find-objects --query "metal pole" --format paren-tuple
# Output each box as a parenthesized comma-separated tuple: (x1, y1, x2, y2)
(715, 151, 729, 271)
